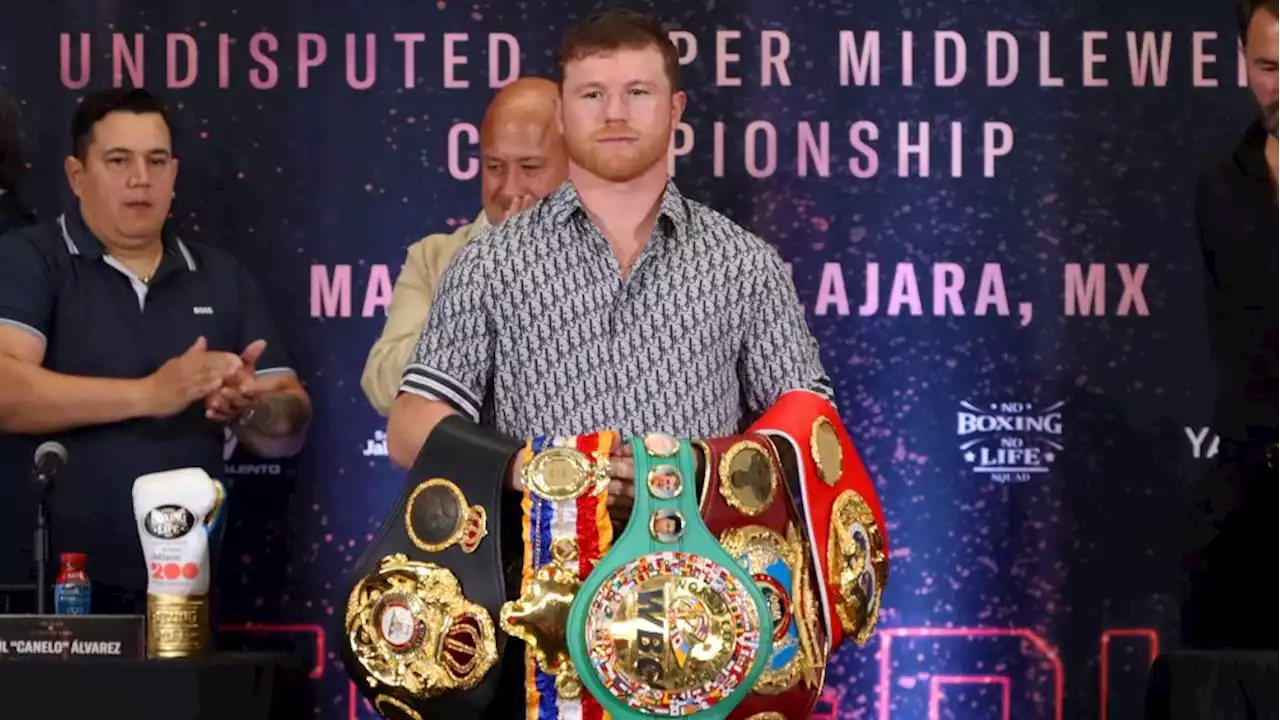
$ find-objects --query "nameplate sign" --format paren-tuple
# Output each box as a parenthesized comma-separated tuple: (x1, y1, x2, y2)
(0, 615, 145, 660)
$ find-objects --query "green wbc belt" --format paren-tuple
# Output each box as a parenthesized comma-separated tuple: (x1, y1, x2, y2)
(566, 433, 774, 719)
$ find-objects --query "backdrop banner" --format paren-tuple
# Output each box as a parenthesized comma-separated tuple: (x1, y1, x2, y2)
(0, 0, 1254, 717)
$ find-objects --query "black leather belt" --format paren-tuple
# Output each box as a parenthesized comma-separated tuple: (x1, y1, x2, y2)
(339, 416, 522, 719)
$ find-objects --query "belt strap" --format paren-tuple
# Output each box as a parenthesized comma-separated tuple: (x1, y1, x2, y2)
(748, 390, 889, 649)
(502, 432, 616, 720)
(697, 434, 828, 719)
(567, 433, 774, 719)
(340, 416, 523, 718)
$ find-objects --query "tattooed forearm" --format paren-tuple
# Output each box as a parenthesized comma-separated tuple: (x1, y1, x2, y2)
(237, 392, 310, 437)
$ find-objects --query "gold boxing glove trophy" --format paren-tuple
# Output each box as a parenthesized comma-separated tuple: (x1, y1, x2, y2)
(132, 468, 226, 658)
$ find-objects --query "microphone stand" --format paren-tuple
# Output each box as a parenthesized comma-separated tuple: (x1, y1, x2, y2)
(33, 470, 51, 615)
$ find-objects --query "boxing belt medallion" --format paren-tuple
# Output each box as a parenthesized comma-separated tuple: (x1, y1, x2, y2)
(501, 432, 616, 720)
(748, 390, 889, 649)
(567, 433, 774, 719)
(696, 434, 827, 720)
(341, 416, 522, 719)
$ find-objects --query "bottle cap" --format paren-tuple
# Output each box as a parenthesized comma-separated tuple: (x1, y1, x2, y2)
(61, 552, 87, 567)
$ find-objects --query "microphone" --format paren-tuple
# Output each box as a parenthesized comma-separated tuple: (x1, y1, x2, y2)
(31, 441, 67, 615)
(33, 441, 68, 483)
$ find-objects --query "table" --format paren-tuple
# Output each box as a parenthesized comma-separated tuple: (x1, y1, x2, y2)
(0, 651, 312, 719)
(1144, 650, 1279, 719)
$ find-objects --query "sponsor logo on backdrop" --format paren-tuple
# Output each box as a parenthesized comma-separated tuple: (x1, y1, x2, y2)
(222, 428, 284, 476)
(1184, 426, 1219, 460)
(363, 430, 389, 458)
(957, 400, 1064, 484)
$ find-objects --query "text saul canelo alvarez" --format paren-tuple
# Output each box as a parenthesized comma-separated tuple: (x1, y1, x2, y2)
(0, 639, 124, 656)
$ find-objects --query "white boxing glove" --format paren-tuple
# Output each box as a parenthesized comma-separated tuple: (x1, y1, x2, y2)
(132, 468, 225, 598)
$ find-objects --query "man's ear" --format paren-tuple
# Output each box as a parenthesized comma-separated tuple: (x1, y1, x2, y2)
(64, 155, 84, 199)
(671, 90, 687, 126)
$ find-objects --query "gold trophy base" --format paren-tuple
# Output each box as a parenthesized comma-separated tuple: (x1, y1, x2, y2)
(146, 593, 210, 658)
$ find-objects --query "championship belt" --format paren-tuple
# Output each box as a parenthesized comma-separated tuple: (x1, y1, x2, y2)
(695, 434, 827, 720)
(340, 416, 522, 719)
(500, 432, 616, 720)
(747, 390, 889, 649)
(567, 433, 774, 719)
(132, 467, 226, 658)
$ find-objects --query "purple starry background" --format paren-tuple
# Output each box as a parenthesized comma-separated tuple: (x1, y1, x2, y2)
(0, 0, 1256, 717)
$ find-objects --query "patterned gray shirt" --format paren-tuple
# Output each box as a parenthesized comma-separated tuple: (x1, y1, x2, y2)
(400, 180, 834, 439)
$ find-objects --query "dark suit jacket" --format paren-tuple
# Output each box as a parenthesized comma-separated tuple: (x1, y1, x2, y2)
(1197, 120, 1278, 446)
(1182, 119, 1278, 649)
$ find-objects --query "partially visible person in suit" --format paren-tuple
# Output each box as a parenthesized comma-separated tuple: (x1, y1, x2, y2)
(360, 77, 568, 416)
(0, 88, 36, 235)
(1181, 0, 1277, 650)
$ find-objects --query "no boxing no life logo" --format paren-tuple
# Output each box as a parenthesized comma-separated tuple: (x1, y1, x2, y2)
(956, 400, 1065, 484)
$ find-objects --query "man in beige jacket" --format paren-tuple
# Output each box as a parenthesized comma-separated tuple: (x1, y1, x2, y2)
(361, 77, 568, 415)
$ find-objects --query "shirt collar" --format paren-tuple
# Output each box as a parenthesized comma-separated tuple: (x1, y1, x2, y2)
(57, 209, 197, 271)
(547, 178, 691, 239)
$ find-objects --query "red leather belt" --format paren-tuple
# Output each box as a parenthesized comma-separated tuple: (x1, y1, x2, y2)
(748, 390, 889, 650)
(696, 432, 828, 720)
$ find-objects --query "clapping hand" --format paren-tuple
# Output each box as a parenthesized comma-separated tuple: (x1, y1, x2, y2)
(204, 339, 268, 424)
(145, 337, 242, 418)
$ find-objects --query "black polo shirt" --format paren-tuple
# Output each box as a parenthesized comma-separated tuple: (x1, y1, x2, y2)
(0, 209, 293, 602)
(1196, 119, 1279, 445)
(0, 189, 35, 237)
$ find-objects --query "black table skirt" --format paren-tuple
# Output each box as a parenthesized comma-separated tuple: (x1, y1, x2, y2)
(0, 651, 313, 719)
(1144, 650, 1279, 720)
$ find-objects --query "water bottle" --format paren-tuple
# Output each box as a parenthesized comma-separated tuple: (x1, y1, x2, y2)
(54, 552, 91, 615)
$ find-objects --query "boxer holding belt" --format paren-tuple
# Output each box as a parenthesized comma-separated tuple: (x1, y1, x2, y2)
(359, 10, 843, 718)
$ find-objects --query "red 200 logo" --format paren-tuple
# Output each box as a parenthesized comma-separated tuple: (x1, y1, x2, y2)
(150, 562, 199, 580)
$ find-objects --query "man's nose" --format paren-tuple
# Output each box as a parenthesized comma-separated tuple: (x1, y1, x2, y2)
(128, 159, 152, 187)
(501, 170, 525, 196)
(604, 92, 627, 121)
